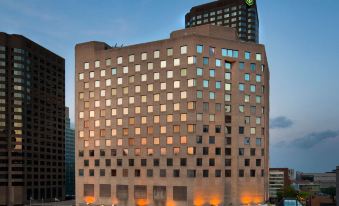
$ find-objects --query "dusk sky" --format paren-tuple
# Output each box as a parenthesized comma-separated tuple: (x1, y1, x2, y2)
(0, 0, 338, 173)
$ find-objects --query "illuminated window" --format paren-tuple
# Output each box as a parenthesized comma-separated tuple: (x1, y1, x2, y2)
(167, 48, 173, 56)
(154, 50, 160, 58)
(174, 80, 180, 88)
(167, 136, 173, 145)
(188, 56, 196, 64)
(141, 52, 147, 60)
(174, 58, 180, 66)
(95, 60, 100, 68)
(174, 103, 180, 111)
(154, 137, 160, 145)
(181, 46, 187, 54)
(167, 70, 173, 78)
(84, 62, 89, 69)
(161, 60, 167, 68)
(135, 64, 141, 72)
(129, 54, 135, 62)
(180, 136, 187, 144)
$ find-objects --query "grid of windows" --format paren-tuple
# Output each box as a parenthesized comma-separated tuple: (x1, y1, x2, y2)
(76, 28, 268, 205)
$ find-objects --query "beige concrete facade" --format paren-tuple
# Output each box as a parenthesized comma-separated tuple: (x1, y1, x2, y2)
(75, 25, 269, 206)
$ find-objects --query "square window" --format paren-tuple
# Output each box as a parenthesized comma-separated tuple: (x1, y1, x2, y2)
(245, 51, 251, 60)
(181, 46, 187, 54)
(197, 68, 203, 76)
(167, 48, 173, 56)
(196, 45, 203, 53)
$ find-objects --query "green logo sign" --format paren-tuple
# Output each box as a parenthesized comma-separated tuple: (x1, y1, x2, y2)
(245, 0, 255, 6)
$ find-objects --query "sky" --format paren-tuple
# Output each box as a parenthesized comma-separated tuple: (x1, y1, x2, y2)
(0, 0, 338, 173)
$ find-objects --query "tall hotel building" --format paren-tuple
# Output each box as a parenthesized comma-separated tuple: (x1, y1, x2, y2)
(75, 24, 269, 206)
(185, 0, 259, 43)
(0, 33, 65, 205)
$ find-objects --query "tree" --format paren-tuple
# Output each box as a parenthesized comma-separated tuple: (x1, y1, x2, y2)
(277, 186, 298, 202)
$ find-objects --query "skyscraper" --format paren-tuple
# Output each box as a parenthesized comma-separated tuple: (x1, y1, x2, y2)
(185, 0, 259, 43)
(75, 24, 269, 206)
(65, 107, 75, 198)
(0, 32, 65, 206)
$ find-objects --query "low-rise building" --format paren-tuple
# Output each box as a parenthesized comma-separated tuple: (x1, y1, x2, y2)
(296, 171, 336, 190)
(269, 168, 293, 200)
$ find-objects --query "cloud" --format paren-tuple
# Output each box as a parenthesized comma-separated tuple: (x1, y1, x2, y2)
(276, 130, 339, 149)
(270, 116, 294, 129)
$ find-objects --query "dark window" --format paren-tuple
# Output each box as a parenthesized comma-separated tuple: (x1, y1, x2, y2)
(128, 159, 134, 166)
(180, 158, 187, 166)
(187, 170, 196, 178)
(209, 136, 215, 144)
(196, 158, 202, 166)
(239, 148, 244, 156)
(135, 169, 141, 177)
(215, 125, 221, 133)
(100, 169, 105, 176)
(245, 159, 250, 166)
(203, 170, 209, 177)
(84, 160, 89, 167)
(147, 169, 153, 177)
(167, 158, 173, 166)
(117, 159, 122, 166)
(209, 158, 215, 166)
(225, 159, 231, 166)
(153, 159, 160, 166)
(105, 159, 111, 166)
(196, 136, 202, 144)
(225, 126, 232, 134)
(239, 127, 244, 134)
(226, 137, 232, 145)
(215, 148, 221, 155)
(203, 147, 209, 155)
(111, 169, 116, 176)
(251, 148, 256, 156)
(256, 159, 261, 166)
(160, 169, 166, 177)
(173, 186, 187, 201)
(95, 159, 100, 166)
(100, 149, 105, 156)
(225, 170, 231, 177)
(111, 149, 117, 156)
(239, 169, 244, 177)
(215, 170, 221, 177)
(89, 150, 94, 156)
(173, 169, 180, 177)
(225, 148, 231, 156)
(203, 125, 209, 133)
(225, 115, 232, 123)
(141, 159, 147, 166)
(79, 150, 84, 157)
(250, 170, 256, 177)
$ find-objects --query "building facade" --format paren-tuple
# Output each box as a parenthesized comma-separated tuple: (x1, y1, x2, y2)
(75, 25, 269, 206)
(269, 168, 293, 200)
(65, 107, 75, 198)
(0, 32, 65, 205)
(296, 171, 337, 189)
(185, 0, 259, 43)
